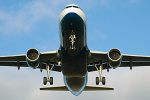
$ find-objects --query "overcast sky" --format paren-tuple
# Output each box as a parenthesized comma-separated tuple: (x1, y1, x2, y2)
(0, 0, 150, 100)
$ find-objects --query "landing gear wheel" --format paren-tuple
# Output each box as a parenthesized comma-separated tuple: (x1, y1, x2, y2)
(43, 77, 47, 85)
(50, 77, 53, 85)
(96, 77, 99, 85)
(102, 77, 106, 85)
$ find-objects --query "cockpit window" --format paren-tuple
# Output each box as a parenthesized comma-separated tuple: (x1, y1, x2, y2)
(65, 5, 80, 9)
(66, 6, 72, 8)
(73, 6, 79, 8)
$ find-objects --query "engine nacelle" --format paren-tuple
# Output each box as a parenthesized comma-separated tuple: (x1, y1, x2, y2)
(26, 48, 40, 68)
(108, 48, 122, 68)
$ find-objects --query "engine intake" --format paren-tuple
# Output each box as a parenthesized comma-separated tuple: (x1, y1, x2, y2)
(26, 48, 40, 68)
(108, 48, 122, 68)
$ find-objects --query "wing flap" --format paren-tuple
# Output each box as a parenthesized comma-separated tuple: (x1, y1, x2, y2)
(88, 62, 150, 72)
(0, 62, 27, 67)
(120, 62, 150, 67)
(0, 54, 26, 61)
(122, 54, 150, 61)
(0, 61, 61, 72)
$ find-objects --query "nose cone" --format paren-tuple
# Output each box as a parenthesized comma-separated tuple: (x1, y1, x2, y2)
(61, 12, 83, 23)
(64, 75, 87, 96)
(59, 5, 86, 24)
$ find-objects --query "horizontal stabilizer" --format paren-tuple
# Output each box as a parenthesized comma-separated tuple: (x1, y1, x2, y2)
(40, 86, 114, 91)
(84, 86, 114, 91)
(40, 86, 69, 91)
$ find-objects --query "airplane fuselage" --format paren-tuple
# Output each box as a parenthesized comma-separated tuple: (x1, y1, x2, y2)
(59, 4, 88, 96)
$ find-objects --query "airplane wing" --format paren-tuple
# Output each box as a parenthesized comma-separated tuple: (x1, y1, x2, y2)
(0, 50, 61, 72)
(88, 50, 150, 72)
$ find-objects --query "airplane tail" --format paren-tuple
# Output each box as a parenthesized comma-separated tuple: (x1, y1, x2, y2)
(40, 86, 114, 91)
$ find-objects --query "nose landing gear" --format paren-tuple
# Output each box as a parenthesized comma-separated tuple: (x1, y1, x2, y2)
(95, 64, 106, 85)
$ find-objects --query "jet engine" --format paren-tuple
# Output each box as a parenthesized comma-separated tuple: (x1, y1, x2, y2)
(26, 48, 40, 68)
(108, 48, 122, 68)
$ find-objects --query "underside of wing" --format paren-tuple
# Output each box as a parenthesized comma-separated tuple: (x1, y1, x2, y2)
(88, 49, 150, 72)
(88, 50, 108, 64)
(0, 49, 61, 72)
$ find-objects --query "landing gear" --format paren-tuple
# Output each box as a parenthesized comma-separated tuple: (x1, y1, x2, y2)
(96, 77, 99, 85)
(43, 63, 54, 85)
(102, 77, 105, 85)
(95, 64, 106, 85)
(43, 77, 53, 85)
(50, 77, 53, 85)
(43, 77, 47, 85)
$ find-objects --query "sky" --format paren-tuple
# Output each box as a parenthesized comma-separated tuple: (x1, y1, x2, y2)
(0, 0, 150, 99)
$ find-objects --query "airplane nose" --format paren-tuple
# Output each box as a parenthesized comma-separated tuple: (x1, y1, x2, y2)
(62, 12, 82, 21)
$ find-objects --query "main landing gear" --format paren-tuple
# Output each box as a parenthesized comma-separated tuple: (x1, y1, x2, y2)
(95, 64, 106, 85)
(43, 63, 54, 85)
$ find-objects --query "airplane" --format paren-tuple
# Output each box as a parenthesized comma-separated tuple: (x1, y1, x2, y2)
(0, 4, 150, 96)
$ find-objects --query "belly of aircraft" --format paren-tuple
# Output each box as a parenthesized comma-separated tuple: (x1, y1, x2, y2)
(60, 11, 88, 96)
(61, 47, 87, 77)
(64, 74, 87, 96)
(60, 11, 88, 77)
